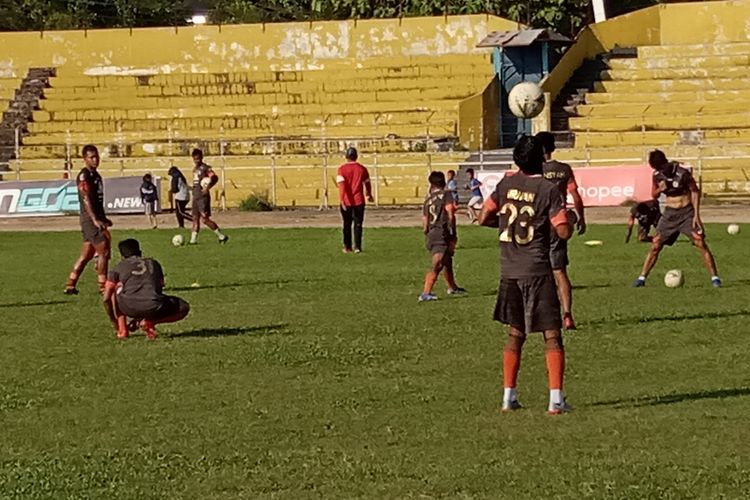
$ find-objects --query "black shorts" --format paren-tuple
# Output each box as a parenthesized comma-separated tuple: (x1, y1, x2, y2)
(118, 295, 190, 321)
(426, 234, 456, 256)
(494, 275, 561, 334)
(192, 195, 211, 217)
(81, 219, 110, 246)
(657, 205, 701, 246)
(549, 232, 568, 269)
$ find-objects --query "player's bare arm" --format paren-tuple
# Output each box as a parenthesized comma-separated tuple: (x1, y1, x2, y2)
(422, 215, 429, 234)
(364, 172, 374, 202)
(625, 214, 635, 243)
(478, 197, 499, 227)
(205, 169, 219, 194)
(446, 202, 457, 238)
(551, 210, 573, 240)
(569, 182, 586, 235)
(689, 177, 703, 230)
(652, 178, 666, 199)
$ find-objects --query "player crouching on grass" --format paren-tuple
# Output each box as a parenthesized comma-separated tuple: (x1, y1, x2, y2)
(419, 171, 466, 302)
(103, 239, 190, 340)
(633, 150, 721, 287)
(478, 135, 574, 414)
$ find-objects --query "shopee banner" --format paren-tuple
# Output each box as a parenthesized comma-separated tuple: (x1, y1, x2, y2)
(477, 165, 653, 207)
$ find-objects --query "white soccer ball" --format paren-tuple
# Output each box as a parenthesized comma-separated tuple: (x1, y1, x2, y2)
(172, 234, 185, 247)
(508, 82, 545, 119)
(727, 223, 740, 235)
(200, 176, 212, 189)
(664, 269, 684, 288)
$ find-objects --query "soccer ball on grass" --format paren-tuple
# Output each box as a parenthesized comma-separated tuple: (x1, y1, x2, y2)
(172, 234, 185, 247)
(664, 269, 684, 288)
(727, 224, 740, 235)
(508, 82, 545, 119)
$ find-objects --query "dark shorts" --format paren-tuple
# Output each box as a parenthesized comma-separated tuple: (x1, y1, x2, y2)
(81, 219, 110, 246)
(118, 295, 190, 321)
(426, 234, 456, 256)
(494, 275, 562, 334)
(193, 195, 211, 217)
(549, 232, 568, 269)
(657, 205, 701, 246)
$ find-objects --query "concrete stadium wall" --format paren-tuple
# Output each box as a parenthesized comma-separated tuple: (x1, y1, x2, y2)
(0, 15, 519, 78)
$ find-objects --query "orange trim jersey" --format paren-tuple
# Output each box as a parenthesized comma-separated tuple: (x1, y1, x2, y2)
(487, 171, 566, 278)
(77, 167, 106, 223)
(423, 189, 457, 240)
(542, 160, 578, 200)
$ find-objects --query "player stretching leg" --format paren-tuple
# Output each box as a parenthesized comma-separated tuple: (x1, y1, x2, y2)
(537, 132, 586, 330)
(190, 149, 228, 245)
(64, 145, 112, 295)
(479, 136, 573, 414)
(419, 171, 466, 302)
(626, 200, 661, 243)
(103, 239, 190, 340)
(633, 150, 721, 287)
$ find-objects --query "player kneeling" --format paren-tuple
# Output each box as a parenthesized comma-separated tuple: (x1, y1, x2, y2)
(103, 239, 190, 340)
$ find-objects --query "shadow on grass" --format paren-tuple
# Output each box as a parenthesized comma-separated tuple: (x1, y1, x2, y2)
(572, 284, 613, 290)
(169, 323, 289, 339)
(592, 387, 750, 408)
(168, 278, 322, 292)
(0, 300, 68, 309)
(586, 309, 750, 326)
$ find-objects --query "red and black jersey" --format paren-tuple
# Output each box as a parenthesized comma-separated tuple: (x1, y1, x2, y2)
(77, 167, 106, 223)
(485, 172, 567, 278)
(192, 162, 215, 199)
(654, 163, 693, 197)
(543, 160, 578, 198)
(107, 257, 166, 310)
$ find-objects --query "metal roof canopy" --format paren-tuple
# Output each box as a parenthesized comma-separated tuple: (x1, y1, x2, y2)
(477, 29, 571, 48)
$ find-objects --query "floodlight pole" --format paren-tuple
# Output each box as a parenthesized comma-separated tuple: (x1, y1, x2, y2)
(592, 0, 607, 23)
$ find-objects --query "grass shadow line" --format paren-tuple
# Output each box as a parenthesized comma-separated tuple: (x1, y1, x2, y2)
(591, 387, 750, 408)
(168, 323, 289, 339)
(585, 309, 750, 326)
(0, 300, 68, 309)
(168, 278, 322, 292)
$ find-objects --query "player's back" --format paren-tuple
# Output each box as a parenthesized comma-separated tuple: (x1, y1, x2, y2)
(423, 189, 455, 238)
(112, 257, 165, 306)
(495, 173, 564, 278)
(337, 162, 369, 205)
(542, 160, 574, 195)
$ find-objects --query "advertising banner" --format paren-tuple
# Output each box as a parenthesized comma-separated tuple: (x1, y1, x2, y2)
(477, 165, 653, 207)
(0, 176, 161, 217)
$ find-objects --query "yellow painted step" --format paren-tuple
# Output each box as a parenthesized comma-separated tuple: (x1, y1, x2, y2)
(600, 66, 750, 81)
(608, 54, 750, 70)
(575, 100, 750, 117)
(573, 129, 750, 147)
(585, 89, 750, 104)
(570, 113, 750, 133)
(594, 78, 750, 93)
(639, 43, 750, 59)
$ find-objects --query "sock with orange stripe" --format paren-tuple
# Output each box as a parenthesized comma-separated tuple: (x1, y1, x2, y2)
(545, 348, 565, 405)
(423, 271, 438, 295)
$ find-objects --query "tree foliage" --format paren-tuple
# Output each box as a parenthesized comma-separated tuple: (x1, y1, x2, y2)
(0, 1, 667, 36)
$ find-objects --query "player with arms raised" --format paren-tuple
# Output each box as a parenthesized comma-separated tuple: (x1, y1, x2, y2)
(537, 132, 586, 330)
(190, 148, 228, 245)
(64, 145, 112, 295)
(419, 171, 465, 301)
(478, 135, 573, 414)
(633, 150, 721, 287)
(103, 239, 190, 340)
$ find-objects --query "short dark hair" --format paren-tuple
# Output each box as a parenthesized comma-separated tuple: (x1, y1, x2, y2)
(345, 147, 358, 161)
(648, 149, 668, 169)
(513, 135, 544, 175)
(82, 144, 98, 157)
(143, 173, 152, 182)
(466, 168, 475, 175)
(118, 239, 142, 258)
(191, 148, 203, 158)
(428, 171, 446, 188)
(535, 131, 556, 155)
(447, 169, 456, 176)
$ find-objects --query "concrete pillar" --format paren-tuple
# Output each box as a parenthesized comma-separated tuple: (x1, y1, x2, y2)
(593, 0, 607, 23)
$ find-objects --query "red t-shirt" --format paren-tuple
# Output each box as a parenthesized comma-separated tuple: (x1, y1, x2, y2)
(337, 162, 370, 207)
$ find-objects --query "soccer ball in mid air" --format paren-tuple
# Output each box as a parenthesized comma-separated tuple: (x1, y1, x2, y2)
(664, 269, 684, 288)
(508, 82, 545, 119)
(727, 223, 740, 235)
(172, 234, 185, 247)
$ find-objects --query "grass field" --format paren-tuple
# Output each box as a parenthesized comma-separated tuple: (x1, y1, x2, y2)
(1, 222, 750, 499)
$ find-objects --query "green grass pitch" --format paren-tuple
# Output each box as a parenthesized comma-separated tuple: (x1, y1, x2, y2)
(1, 223, 750, 498)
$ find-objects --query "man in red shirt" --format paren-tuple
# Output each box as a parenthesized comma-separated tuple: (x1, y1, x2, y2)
(336, 147, 373, 253)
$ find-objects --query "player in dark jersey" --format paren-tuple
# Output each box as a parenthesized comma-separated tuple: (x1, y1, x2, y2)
(478, 135, 573, 415)
(419, 171, 466, 302)
(64, 145, 112, 295)
(633, 150, 721, 287)
(103, 239, 190, 340)
(537, 132, 586, 330)
(190, 148, 228, 245)
(626, 200, 661, 243)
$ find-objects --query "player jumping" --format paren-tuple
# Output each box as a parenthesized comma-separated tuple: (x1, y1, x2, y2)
(536, 132, 586, 330)
(64, 145, 112, 295)
(626, 199, 661, 243)
(419, 171, 466, 302)
(103, 239, 190, 340)
(190, 149, 228, 245)
(478, 135, 573, 414)
(633, 150, 721, 287)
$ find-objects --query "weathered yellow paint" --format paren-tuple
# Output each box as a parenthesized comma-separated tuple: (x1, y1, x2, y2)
(457, 75, 499, 150)
(659, 1, 750, 45)
(0, 15, 515, 78)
